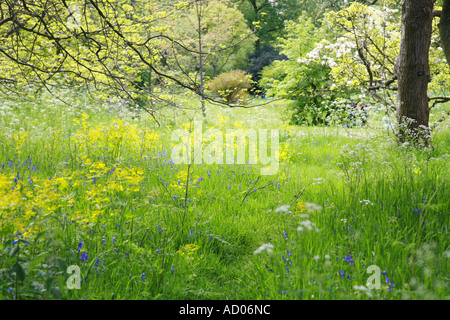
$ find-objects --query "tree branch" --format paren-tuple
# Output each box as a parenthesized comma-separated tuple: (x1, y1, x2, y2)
(429, 96, 450, 110)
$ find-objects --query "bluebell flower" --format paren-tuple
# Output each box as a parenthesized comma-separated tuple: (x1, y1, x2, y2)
(112, 237, 116, 244)
(343, 255, 354, 265)
(94, 258, 101, 271)
(170, 265, 175, 274)
(381, 270, 388, 275)
(388, 281, 395, 292)
(80, 252, 89, 261)
(265, 264, 273, 272)
(77, 241, 83, 252)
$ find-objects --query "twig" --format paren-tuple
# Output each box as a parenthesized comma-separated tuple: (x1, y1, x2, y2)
(290, 183, 312, 207)
(241, 175, 261, 204)
(241, 181, 275, 204)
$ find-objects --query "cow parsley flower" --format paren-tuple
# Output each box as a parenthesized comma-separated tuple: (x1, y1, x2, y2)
(253, 243, 275, 255)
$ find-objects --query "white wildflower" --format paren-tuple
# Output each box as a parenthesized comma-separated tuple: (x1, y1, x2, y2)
(297, 220, 319, 232)
(359, 200, 374, 206)
(275, 205, 291, 213)
(304, 202, 323, 213)
(253, 243, 275, 255)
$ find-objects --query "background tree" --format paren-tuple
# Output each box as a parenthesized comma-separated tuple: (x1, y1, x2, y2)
(439, 0, 450, 64)
(266, 1, 450, 143)
(259, 14, 359, 125)
(165, 0, 256, 117)
(246, 44, 287, 93)
(0, 0, 256, 121)
(365, 0, 449, 145)
(395, 0, 435, 145)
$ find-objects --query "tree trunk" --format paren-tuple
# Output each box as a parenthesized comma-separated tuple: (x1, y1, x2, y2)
(395, 0, 434, 145)
(440, 0, 450, 65)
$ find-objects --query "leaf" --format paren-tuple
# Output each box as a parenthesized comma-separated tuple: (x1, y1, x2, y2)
(29, 252, 50, 268)
(13, 262, 26, 282)
(10, 245, 19, 258)
(34, 231, 48, 243)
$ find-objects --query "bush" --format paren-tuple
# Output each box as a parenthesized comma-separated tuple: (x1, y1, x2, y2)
(206, 70, 252, 103)
(246, 45, 287, 93)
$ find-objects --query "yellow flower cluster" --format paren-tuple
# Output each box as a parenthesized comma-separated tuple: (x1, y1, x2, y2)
(278, 141, 293, 164)
(169, 170, 200, 191)
(0, 157, 150, 238)
(0, 172, 63, 237)
(292, 201, 307, 217)
(176, 243, 204, 261)
(73, 113, 160, 159)
(13, 130, 29, 156)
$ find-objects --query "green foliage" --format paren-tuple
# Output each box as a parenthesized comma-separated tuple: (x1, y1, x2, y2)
(206, 70, 252, 103)
(301, 2, 450, 104)
(246, 45, 287, 92)
(0, 91, 449, 300)
(260, 15, 356, 125)
(168, 0, 257, 78)
(233, 0, 348, 48)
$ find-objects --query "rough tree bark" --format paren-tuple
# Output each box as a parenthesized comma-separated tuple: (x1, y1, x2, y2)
(395, 0, 435, 145)
(440, 0, 450, 65)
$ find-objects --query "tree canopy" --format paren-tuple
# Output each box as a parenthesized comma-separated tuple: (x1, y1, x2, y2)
(0, 0, 449, 142)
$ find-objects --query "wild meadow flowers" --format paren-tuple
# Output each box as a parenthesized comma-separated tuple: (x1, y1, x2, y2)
(0, 93, 448, 300)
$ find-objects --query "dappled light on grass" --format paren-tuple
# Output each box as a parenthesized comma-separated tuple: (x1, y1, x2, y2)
(0, 93, 449, 300)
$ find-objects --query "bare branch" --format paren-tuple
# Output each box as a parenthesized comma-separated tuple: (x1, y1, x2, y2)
(368, 75, 398, 91)
(429, 96, 450, 110)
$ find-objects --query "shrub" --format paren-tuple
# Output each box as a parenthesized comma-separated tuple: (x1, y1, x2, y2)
(206, 70, 252, 103)
(246, 45, 287, 93)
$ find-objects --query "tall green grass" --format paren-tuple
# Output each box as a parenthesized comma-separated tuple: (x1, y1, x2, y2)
(0, 91, 448, 300)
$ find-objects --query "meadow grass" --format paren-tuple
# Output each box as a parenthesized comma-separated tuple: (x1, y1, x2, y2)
(0, 91, 448, 300)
